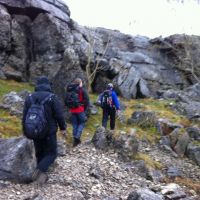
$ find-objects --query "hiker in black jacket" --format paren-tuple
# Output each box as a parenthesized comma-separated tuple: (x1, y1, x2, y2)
(22, 76, 67, 184)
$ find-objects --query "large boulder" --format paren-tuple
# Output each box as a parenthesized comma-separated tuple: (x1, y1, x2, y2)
(91, 127, 112, 150)
(0, 137, 36, 182)
(113, 131, 139, 160)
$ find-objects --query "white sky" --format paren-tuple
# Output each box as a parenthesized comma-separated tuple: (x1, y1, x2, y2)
(64, 0, 200, 38)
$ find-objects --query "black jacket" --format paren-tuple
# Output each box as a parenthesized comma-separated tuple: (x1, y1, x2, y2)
(81, 87, 90, 112)
(22, 78, 66, 134)
(65, 83, 90, 113)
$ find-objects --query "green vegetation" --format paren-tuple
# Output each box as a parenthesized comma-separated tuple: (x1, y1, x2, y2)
(1, 79, 200, 191)
(0, 80, 195, 144)
(124, 98, 191, 126)
(0, 79, 34, 138)
(0, 109, 22, 138)
(0, 79, 33, 96)
(192, 140, 200, 147)
(134, 152, 163, 169)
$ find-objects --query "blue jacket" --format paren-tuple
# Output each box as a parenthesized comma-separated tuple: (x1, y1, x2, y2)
(99, 89, 120, 110)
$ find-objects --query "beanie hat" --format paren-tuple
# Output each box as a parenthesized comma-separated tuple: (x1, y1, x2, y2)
(107, 83, 113, 89)
(36, 76, 50, 85)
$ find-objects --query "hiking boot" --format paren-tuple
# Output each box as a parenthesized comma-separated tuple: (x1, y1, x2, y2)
(73, 138, 81, 147)
(35, 172, 48, 186)
(32, 168, 41, 182)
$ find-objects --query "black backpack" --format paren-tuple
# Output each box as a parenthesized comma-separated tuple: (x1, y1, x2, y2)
(24, 94, 53, 140)
(101, 90, 113, 109)
(65, 84, 81, 109)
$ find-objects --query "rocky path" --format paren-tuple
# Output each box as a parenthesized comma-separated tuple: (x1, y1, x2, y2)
(0, 142, 199, 200)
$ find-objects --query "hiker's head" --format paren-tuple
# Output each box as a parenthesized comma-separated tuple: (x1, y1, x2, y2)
(107, 83, 113, 90)
(35, 76, 52, 92)
(36, 76, 51, 86)
(74, 78, 83, 87)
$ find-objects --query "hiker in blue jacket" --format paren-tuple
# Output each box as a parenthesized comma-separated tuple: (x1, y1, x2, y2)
(100, 83, 120, 130)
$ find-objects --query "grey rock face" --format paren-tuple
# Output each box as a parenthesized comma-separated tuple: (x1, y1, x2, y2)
(127, 188, 164, 200)
(0, 0, 200, 103)
(0, 137, 36, 182)
(162, 85, 200, 120)
(184, 83, 200, 101)
(114, 67, 150, 99)
(186, 127, 200, 141)
(186, 143, 200, 166)
(0, 0, 70, 22)
(0, 90, 30, 117)
(0, 4, 11, 70)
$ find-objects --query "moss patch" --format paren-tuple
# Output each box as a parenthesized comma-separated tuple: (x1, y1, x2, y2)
(0, 79, 33, 96)
(123, 98, 191, 126)
(0, 109, 22, 138)
(0, 79, 33, 138)
(134, 152, 163, 169)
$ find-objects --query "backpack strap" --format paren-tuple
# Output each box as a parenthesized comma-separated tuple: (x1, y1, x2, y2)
(40, 94, 54, 105)
(29, 95, 34, 104)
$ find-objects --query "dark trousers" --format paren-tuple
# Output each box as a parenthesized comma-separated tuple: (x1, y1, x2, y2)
(71, 112, 86, 139)
(102, 108, 116, 130)
(33, 131, 57, 172)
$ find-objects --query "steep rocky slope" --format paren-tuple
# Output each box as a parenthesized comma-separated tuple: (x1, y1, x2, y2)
(0, 142, 199, 200)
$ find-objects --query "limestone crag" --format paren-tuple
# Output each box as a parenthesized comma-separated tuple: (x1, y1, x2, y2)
(0, 0, 200, 101)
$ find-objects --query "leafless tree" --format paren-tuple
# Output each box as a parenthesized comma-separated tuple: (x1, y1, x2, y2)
(174, 35, 200, 83)
(85, 30, 110, 92)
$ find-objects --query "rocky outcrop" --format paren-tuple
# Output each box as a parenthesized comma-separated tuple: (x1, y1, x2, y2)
(0, 137, 36, 183)
(0, 90, 30, 117)
(161, 83, 200, 120)
(92, 127, 139, 160)
(0, 0, 200, 100)
(186, 143, 200, 166)
(0, 0, 70, 22)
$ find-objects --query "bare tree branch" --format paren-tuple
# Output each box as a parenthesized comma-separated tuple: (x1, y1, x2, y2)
(85, 30, 110, 92)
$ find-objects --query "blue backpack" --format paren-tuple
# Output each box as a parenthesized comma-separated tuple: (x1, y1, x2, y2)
(24, 94, 53, 140)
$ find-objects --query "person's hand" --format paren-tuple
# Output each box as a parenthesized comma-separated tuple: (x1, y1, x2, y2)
(60, 130, 67, 139)
(116, 109, 121, 115)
